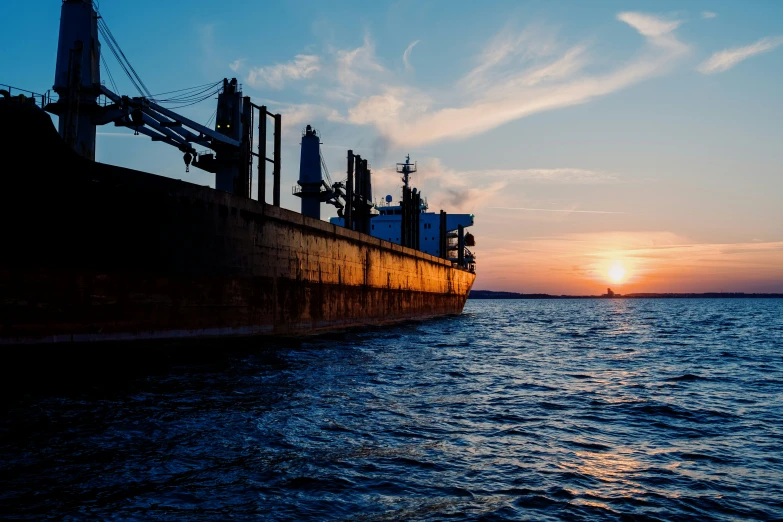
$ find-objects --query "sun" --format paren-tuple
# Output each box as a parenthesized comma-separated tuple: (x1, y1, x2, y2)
(608, 261, 627, 284)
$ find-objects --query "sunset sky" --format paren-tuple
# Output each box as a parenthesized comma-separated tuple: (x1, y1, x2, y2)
(3, 1, 782, 294)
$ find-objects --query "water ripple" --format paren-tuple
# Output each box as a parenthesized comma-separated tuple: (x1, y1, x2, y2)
(1, 298, 782, 520)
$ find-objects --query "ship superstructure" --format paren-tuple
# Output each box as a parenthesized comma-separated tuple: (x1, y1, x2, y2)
(331, 155, 476, 271)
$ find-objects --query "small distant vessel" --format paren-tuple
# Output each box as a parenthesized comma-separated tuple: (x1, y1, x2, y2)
(0, 0, 476, 344)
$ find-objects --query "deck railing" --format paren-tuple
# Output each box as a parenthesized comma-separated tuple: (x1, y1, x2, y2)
(0, 84, 57, 109)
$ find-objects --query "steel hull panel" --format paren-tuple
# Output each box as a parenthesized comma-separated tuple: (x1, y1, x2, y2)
(1, 271, 471, 344)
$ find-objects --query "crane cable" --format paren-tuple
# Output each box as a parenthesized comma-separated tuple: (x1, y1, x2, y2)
(148, 81, 222, 102)
(320, 152, 334, 187)
(151, 83, 223, 105)
(100, 55, 119, 95)
(94, 1, 228, 114)
(93, 2, 226, 131)
(97, 21, 145, 97)
(205, 108, 218, 128)
(95, 9, 222, 109)
(97, 17, 152, 99)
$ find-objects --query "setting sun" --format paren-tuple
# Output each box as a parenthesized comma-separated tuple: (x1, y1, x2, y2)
(608, 261, 627, 283)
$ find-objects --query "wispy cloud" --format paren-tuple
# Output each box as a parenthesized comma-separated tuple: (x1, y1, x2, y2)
(461, 26, 560, 91)
(490, 207, 624, 214)
(348, 90, 407, 124)
(701, 11, 717, 19)
(229, 59, 245, 72)
(246, 54, 321, 89)
(369, 158, 618, 214)
(341, 12, 688, 147)
(242, 12, 688, 149)
(467, 168, 617, 184)
(370, 158, 504, 213)
(616, 12, 681, 38)
(263, 102, 345, 137)
(698, 36, 783, 74)
(335, 37, 385, 93)
(195, 23, 222, 76)
(403, 40, 420, 72)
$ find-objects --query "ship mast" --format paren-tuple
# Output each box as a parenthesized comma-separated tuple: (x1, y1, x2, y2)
(396, 154, 417, 189)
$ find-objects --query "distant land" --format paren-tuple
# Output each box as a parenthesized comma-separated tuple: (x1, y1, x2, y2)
(469, 290, 783, 299)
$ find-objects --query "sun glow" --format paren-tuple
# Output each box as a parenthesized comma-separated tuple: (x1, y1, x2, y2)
(608, 261, 627, 283)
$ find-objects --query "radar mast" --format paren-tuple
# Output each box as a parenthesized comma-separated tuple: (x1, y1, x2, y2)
(396, 154, 417, 189)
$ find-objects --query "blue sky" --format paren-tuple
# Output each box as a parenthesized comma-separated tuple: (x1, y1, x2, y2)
(2, 1, 782, 293)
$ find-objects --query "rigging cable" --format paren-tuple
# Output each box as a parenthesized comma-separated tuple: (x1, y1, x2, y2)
(320, 152, 334, 187)
(205, 108, 218, 128)
(152, 83, 222, 104)
(163, 90, 222, 110)
(98, 22, 144, 96)
(94, 4, 223, 110)
(100, 55, 119, 95)
(97, 17, 153, 98)
(151, 83, 219, 101)
(148, 81, 222, 99)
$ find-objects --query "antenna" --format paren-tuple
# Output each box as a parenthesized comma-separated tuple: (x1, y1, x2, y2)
(396, 154, 417, 189)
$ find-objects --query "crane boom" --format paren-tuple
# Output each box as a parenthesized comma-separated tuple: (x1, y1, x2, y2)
(45, 0, 282, 200)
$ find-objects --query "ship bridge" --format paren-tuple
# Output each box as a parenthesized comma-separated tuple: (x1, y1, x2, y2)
(331, 155, 475, 271)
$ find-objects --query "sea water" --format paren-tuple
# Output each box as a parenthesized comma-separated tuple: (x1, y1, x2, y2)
(1, 299, 782, 520)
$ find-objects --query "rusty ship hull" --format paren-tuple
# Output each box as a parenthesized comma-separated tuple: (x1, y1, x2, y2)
(0, 101, 475, 345)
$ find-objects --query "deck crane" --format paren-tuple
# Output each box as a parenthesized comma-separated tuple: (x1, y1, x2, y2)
(44, 0, 281, 202)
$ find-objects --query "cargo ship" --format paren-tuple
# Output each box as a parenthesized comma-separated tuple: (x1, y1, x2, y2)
(0, 0, 475, 344)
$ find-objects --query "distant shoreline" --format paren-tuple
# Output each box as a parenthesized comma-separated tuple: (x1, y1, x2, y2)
(468, 290, 783, 299)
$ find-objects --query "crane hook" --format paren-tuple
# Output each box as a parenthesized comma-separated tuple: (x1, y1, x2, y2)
(183, 152, 193, 173)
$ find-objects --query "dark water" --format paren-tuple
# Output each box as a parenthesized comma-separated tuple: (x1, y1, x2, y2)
(2, 299, 782, 521)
